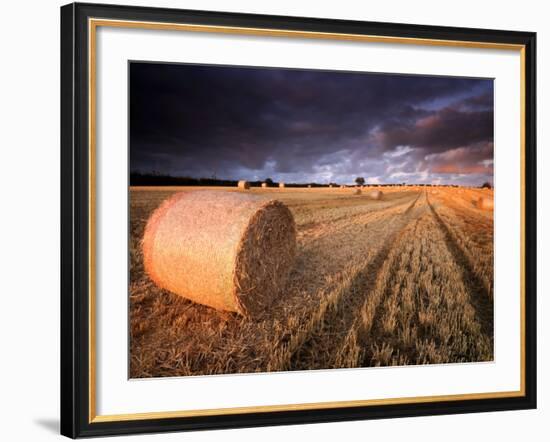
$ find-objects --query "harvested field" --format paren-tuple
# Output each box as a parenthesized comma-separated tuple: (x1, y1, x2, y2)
(130, 186, 493, 378)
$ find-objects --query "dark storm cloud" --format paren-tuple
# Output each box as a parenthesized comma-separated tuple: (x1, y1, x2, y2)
(375, 105, 493, 152)
(130, 63, 494, 185)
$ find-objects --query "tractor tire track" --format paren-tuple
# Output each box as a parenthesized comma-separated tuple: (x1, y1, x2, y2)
(426, 194, 494, 338)
(353, 192, 493, 367)
(288, 192, 424, 370)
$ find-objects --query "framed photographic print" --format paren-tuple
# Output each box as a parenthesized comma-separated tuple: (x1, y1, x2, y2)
(60, 2, 537, 438)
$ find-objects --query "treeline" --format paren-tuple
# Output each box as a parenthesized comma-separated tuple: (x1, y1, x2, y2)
(130, 172, 337, 188)
(130, 172, 238, 187)
(130, 172, 491, 189)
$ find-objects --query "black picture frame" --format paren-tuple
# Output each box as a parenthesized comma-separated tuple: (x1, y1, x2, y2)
(61, 2, 537, 438)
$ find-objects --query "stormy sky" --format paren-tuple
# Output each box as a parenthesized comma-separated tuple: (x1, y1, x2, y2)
(130, 62, 494, 186)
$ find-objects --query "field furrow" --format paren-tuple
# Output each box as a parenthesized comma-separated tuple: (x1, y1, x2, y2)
(427, 191, 494, 300)
(287, 193, 424, 370)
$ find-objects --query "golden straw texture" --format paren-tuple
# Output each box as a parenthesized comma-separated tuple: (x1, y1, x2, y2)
(142, 191, 296, 316)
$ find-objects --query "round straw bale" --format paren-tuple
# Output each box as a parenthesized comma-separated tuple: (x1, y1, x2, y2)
(476, 196, 494, 210)
(353, 188, 362, 195)
(238, 180, 250, 190)
(279, 182, 285, 188)
(307, 184, 312, 188)
(367, 190, 383, 200)
(261, 182, 268, 188)
(142, 191, 296, 317)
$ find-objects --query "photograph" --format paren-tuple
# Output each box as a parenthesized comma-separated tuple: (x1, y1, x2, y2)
(56, 2, 537, 437)
(129, 62, 495, 378)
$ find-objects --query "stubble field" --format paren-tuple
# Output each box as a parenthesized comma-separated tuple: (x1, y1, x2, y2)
(129, 186, 494, 378)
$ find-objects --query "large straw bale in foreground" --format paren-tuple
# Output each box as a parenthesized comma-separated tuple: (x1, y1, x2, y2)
(143, 191, 296, 317)
(476, 196, 494, 210)
(367, 190, 383, 200)
(237, 180, 250, 190)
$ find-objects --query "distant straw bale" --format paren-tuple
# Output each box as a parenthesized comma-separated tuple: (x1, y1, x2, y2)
(279, 182, 285, 188)
(142, 191, 296, 317)
(476, 196, 494, 210)
(261, 182, 268, 188)
(367, 190, 383, 200)
(353, 188, 362, 195)
(238, 180, 250, 190)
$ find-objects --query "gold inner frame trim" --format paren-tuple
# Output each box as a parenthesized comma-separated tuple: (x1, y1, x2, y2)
(88, 17, 527, 424)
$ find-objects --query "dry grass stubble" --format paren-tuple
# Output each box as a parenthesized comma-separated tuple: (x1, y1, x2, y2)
(130, 187, 493, 377)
